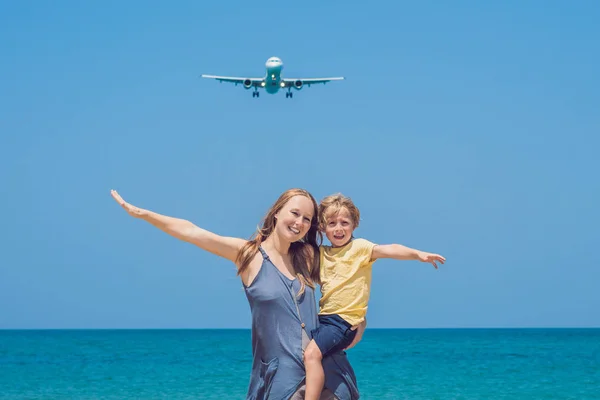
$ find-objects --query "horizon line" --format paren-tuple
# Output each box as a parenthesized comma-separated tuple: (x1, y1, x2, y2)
(2, 326, 599, 331)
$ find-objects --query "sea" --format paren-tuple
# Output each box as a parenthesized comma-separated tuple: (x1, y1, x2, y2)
(1, 329, 599, 399)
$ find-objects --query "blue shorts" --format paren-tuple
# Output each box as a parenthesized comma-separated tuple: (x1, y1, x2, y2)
(312, 314, 357, 357)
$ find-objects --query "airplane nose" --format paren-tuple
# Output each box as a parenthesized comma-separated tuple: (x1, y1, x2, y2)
(265, 58, 282, 67)
(266, 62, 282, 71)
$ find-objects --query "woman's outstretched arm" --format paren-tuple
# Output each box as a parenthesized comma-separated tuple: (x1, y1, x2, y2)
(111, 190, 245, 263)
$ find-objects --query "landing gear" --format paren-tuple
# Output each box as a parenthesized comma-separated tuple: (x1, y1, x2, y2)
(252, 91, 260, 98)
(286, 91, 293, 98)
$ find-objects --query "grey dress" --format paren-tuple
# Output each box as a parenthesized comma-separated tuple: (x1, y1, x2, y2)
(243, 247, 360, 400)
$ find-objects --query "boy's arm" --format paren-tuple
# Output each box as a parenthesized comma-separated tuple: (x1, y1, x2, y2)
(371, 244, 445, 269)
(111, 190, 246, 263)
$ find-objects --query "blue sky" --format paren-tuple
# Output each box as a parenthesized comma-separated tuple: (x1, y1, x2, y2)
(1, 1, 598, 329)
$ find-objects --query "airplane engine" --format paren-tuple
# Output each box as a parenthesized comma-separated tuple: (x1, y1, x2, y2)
(243, 79, 253, 89)
(293, 80, 303, 90)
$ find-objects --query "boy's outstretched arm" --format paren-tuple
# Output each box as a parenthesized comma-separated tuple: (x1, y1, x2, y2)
(371, 244, 446, 269)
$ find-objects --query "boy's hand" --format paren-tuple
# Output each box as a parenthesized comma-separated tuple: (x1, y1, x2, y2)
(417, 251, 446, 269)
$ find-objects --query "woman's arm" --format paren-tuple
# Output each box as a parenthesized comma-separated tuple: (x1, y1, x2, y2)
(111, 190, 245, 263)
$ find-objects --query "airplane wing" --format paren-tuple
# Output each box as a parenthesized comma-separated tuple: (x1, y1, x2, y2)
(201, 75, 263, 87)
(281, 77, 345, 87)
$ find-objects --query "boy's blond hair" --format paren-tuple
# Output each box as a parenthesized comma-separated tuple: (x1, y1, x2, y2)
(318, 193, 361, 232)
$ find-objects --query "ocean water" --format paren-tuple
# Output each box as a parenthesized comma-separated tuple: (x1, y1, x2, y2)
(1, 329, 599, 399)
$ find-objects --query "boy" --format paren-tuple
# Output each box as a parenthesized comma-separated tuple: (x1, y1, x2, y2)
(303, 193, 446, 400)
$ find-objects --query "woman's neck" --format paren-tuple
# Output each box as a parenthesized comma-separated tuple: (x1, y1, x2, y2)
(262, 234, 291, 256)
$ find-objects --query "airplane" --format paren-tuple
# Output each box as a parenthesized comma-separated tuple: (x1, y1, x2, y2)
(201, 57, 344, 98)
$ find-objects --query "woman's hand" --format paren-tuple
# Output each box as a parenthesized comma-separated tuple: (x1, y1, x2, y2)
(111, 190, 146, 218)
(344, 318, 367, 351)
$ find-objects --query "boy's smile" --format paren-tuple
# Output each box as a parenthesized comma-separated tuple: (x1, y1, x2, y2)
(324, 207, 355, 247)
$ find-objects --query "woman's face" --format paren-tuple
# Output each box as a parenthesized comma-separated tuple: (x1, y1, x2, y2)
(274, 195, 314, 242)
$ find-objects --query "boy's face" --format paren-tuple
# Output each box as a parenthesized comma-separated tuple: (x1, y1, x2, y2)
(324, 207, 355, 247)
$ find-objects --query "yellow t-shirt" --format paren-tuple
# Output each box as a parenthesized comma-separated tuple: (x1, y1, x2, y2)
(319, 238, 377, 326)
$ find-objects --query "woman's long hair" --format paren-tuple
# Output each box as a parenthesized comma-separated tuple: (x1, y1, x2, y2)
(236, 188, 322, 295)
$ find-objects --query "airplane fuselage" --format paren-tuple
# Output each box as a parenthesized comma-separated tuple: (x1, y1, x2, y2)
(264, 57, 283, 94)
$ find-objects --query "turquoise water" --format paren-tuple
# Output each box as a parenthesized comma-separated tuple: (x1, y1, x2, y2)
(1, 329, 598, 399)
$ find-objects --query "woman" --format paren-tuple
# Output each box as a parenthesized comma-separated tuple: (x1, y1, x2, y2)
(110, 188, 362, 399)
